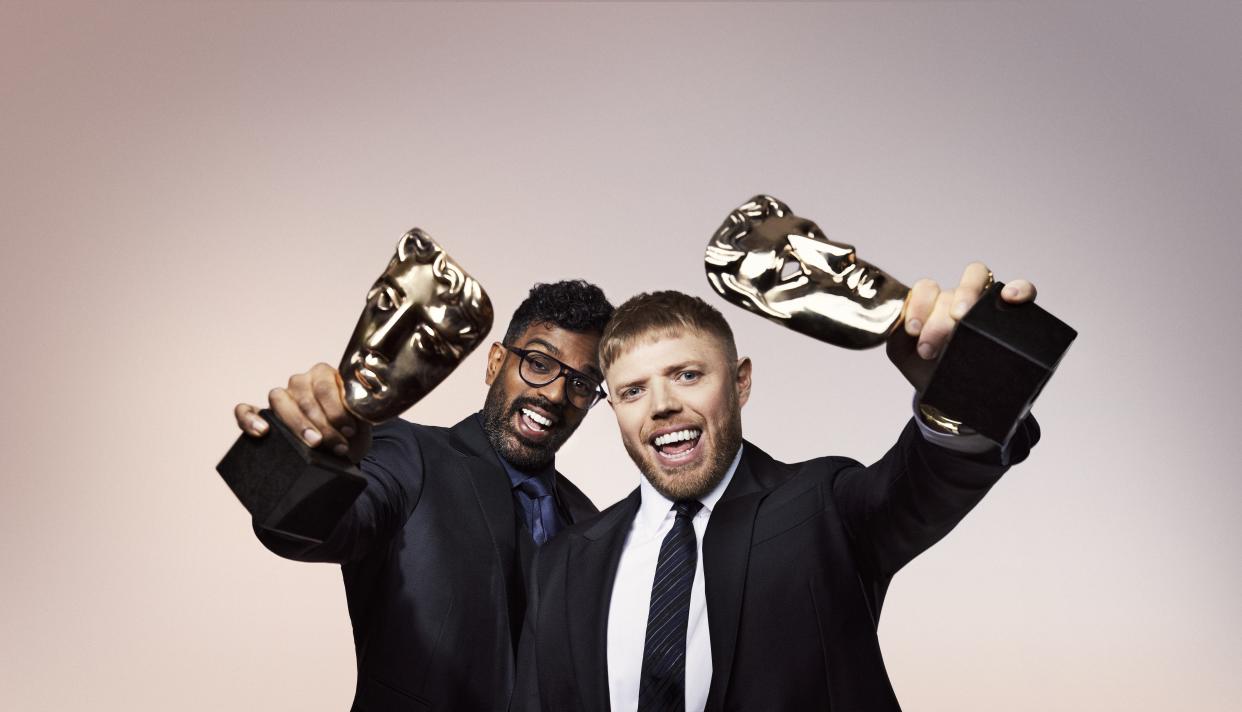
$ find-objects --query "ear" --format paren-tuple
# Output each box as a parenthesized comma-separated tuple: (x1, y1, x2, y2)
(735, 356, 752, 408)
(484, 342, 506, 385)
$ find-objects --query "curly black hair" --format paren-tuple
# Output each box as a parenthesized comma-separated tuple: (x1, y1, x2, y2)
(502, 280, 615, 344)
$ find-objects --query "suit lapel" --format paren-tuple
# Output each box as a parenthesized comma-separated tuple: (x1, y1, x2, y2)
(449, 416, 517, 556)
(449, 415, 520, 635)
(554, 473, 598, 523)
(565, 489, 640, 712)
(703, 446, 769, 710)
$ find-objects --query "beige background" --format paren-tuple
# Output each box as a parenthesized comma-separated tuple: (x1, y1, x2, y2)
(2, 2, 1239, 710)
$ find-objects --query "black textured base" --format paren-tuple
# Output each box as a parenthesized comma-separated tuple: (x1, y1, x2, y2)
(921, 282, 1077, 446)
(216, 409, 367, 543)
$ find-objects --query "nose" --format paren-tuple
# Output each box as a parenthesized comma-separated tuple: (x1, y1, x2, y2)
(649, 382, 682, 420)
(534, 374, 570, 406)
(364, 307, 410, 358)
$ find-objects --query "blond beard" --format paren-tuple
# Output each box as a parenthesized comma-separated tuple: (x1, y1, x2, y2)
(623, 390, 743, 501)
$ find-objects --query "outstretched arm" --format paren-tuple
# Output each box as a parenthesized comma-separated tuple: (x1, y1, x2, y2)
(833, 415, 1039, 580)
(836, 262, 1042, 577)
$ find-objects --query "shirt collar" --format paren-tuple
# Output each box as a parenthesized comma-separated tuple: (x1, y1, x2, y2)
(634, 444, 744, 533)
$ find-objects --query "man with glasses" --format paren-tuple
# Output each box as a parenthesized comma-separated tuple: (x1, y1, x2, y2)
(233, 280, 614, 712)
(488, 343, 607, 543)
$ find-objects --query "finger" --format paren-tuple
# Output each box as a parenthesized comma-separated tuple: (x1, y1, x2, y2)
(287, 372, 351, 456)
(918, 290, 957, 360)
(951, 262, 992, 320)
(269, 386, 328, 449)
(309, 363, 358, 438)
(233, 402, 269, 436)
(1001, 279, 1037, 303)
(904, 279, 940, 337)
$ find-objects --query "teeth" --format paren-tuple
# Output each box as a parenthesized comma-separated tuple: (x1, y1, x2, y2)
(522, 408, 552, 428)
(653, 429, 701, 447)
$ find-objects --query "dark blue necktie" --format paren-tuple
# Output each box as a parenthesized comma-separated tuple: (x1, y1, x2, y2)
(638, 500, 704, 712)
(515, 475, 562, 546)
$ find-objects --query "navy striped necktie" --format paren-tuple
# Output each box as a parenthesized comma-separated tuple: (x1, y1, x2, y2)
(638, 499, 704, 712)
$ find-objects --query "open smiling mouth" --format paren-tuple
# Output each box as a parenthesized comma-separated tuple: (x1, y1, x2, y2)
(650, 427, 703, 467)
(514, 403, 559, 442)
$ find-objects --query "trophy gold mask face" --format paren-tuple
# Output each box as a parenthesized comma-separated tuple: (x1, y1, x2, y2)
(340, 228, 493, 423)
(705, 195, 909, 349)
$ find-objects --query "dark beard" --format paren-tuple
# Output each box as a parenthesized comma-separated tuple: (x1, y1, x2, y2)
(627, 389, 743, 502)
(481, 381, 570, 471)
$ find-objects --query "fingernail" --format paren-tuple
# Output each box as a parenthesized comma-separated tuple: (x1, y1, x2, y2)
(907, 318, 922, 335)
(332, 443, 349, 457)
(1004, 285, 1019, 299)
(303, 428, 321, 445)
(953, 301, 968, 319)
(251, 418, 268, 433)
(918, 343, 938, 360)
(341, 426, 355, 438)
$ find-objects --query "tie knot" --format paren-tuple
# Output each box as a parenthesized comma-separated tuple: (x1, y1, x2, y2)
(516, 474, 553, 499)
(673, 500, 703, 520)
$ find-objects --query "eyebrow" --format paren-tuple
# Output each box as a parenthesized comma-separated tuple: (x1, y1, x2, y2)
(523, 337, 604, 382)
(377, 276, 406, 299)
(664, 360, 706, 376)
(523, 337, 561, 356)
(614, 360, 706, 391)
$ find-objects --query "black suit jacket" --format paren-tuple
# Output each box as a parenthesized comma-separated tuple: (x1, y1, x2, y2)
(256, 414, 597, 712)
(514, 418, 1039, 712)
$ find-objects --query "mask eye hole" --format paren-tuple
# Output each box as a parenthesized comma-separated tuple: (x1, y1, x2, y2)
(414, 324, 453, 359)
(368, 285, 399, 311)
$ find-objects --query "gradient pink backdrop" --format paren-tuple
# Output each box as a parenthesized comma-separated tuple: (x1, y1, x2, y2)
(2, 2, 1238, 710)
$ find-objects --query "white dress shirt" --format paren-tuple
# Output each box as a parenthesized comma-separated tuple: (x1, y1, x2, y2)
(606, 446, 742, 712)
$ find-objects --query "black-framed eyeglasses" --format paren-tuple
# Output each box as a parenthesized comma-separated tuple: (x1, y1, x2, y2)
(501, 344, 607, 410)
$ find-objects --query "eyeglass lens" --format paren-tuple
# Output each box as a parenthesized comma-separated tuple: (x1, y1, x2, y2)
(519, 351, 599, 406)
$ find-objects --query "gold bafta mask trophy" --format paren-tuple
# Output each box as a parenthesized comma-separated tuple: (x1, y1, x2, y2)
(705, 195, 1076, 446)
(217, 228, 493, 542)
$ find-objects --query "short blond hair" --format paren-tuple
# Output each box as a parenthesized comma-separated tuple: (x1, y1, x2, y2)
(599, 291, 738, 373)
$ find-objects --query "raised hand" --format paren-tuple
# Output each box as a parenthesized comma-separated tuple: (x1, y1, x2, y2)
(233, 362, 373, 463)
(887, 262, 1037, 392)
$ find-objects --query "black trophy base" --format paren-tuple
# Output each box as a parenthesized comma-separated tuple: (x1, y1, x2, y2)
(920, 281, 1077, 447)
(216, 409, 367, 544)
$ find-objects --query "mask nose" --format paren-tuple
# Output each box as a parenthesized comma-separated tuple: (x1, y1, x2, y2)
(364, 307, 410, 358)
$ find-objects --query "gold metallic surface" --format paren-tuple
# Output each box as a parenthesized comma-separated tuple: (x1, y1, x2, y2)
(917, 402, 977, 437)
(339, 228, 493, 423)
(705, 195, 909, 349)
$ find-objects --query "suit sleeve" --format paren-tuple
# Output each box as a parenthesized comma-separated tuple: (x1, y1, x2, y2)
(831, 415, 1040, 579)
(253, 420, 427, 564)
